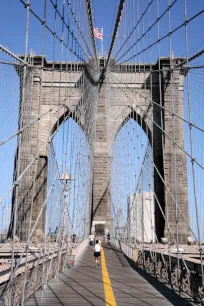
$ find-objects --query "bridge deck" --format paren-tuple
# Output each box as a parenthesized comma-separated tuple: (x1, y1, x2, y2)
(25, 243, 192, 306)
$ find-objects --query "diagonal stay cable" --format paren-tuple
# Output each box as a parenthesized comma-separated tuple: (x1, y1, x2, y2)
(105, 0, 126, 69)
(107, 74, 204, 239)
(109, 100, 197, 241)
(130, 144, 190, 272)
(109, 73, 204, 171)
(114, 0, 154, 59)
(0, 104, 66, 148)
(0, 105, 76, 206)
(0, 44, 32, 67)
(1, 172, 61, 302)
(114, 0, 178, 63)
(114, 9, 204, 65)
(86, 0, 98, 64)
(48, 0, 93, 61)
(19, 0, 90, 64)
(109, 72, 204, 133)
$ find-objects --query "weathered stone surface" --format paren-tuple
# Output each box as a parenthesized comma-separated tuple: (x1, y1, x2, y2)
(11, 57, 189, 243)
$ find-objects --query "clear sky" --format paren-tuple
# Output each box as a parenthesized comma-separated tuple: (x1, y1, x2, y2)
(0, 1, 204, 59)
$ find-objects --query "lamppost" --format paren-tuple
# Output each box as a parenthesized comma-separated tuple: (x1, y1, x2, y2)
(55, 169, 73, 278)
(117, 208, 123, 239)
(82, 216, 88, 239)
(59, 169, 73, 241)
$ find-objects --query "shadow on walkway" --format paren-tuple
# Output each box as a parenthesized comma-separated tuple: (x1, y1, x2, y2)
(107, 243, 193, 306)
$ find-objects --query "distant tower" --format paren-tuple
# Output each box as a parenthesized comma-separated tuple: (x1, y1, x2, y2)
(128, 193, 154, 243)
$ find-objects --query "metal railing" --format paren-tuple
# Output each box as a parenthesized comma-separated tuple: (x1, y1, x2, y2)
(0, 238, 89, 306)
(110, 238, 204, 304)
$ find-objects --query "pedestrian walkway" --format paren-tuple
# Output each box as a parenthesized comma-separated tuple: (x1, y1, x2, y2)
(25, 243, 193, 306)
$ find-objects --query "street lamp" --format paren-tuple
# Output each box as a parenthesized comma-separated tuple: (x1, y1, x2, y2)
(82, 216, 88, 239)
(59, 169, 74, 240)
(59, 168, 73, 185)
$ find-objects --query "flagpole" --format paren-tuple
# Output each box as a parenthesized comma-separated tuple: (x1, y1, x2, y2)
(101, 27, 104, 56)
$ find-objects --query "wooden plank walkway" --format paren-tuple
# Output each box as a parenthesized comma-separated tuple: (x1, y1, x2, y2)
(25, 243, 193, 306)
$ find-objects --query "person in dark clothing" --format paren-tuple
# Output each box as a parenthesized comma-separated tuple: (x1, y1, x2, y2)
(107, 232, 110, 243)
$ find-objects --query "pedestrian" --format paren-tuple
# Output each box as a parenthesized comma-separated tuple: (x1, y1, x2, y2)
(94, 239, 101, 268)
(107, 232, 110, 243)
(96, 235, 102, 245)
(89, 233, 94, 247)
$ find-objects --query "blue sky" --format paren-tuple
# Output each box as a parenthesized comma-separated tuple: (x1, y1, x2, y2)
(0, 0, 204, 60)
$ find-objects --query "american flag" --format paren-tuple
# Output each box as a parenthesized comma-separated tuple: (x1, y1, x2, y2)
(94, 28, 103, 40)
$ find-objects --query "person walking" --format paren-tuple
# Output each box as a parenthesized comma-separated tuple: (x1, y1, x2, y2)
(94, 240, 101, 268)
(89, 234, 94, 247)
(96, 235, 102, 245)
(107, 232, 110, 244)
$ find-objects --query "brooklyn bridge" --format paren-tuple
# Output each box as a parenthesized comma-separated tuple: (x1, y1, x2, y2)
(0, 0, 204, 305)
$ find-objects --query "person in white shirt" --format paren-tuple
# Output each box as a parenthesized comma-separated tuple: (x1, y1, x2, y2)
(96, 235, 102, 245)
(94, 240, 101, 268)
(89, 234, 94, 247)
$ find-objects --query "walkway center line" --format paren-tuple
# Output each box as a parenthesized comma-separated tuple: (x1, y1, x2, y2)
(101, 248, 117, 306)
